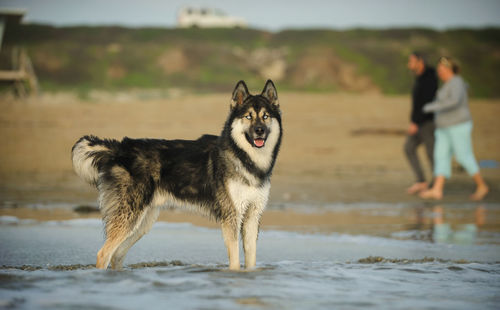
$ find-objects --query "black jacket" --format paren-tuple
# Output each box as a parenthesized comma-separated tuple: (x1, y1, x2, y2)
(411, 67, 437, 125)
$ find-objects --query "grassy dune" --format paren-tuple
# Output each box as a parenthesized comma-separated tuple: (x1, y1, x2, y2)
(3, 25, 500, 97)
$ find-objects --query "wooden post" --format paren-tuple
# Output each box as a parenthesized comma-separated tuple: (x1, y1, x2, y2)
(0, 16, 5, 51)
(0, 48, 39, 97)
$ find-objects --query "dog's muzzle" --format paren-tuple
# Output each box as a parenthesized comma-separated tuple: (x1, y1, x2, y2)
(252, 126, 267, 148)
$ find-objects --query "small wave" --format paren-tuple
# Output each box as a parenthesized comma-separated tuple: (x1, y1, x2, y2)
(0, 216, 36, 225)
(0, 216, 20, 225)
(127, 260, 186, 269)
(261, 230, 433, 249)
(44, 218, 103, 227)
(0, 264, 94, 271)
(4, 258, 497, 273)
(356, 256, 473, 264)
(0, 261, 188, 271)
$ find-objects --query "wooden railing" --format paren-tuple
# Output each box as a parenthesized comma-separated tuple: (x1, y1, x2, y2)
(0, 47, 39, 97)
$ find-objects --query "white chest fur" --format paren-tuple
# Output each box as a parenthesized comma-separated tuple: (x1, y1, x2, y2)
(227, 180, 270, 216)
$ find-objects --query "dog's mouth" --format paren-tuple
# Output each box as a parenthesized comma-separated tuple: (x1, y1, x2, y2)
(245, 133, 267, 148)
(253, 138, 266, 148)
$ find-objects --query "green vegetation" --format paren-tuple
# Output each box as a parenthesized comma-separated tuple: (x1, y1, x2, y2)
(3, 25, 500, 97)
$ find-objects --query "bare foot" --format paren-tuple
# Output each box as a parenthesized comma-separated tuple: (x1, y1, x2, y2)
(407, 182, 428, 195)
(470, 185, 489, 201)
(419, 188, 443, 200)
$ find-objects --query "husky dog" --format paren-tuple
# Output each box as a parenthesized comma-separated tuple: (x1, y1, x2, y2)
(72, 80, 282, 270)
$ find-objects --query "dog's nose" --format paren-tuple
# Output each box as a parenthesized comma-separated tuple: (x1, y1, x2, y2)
(255, 126, 265, 136)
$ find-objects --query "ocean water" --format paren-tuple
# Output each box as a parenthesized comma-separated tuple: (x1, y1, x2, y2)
(1, 215, 499, 309)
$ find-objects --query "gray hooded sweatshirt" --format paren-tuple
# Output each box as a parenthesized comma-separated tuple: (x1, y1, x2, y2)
(423, 75, 472, 128)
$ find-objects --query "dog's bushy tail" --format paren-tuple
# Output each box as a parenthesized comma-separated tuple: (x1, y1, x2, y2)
(71, 135, 116, 186)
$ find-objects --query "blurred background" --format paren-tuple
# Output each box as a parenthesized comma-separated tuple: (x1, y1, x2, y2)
(0, 2, 500, 308)
(1, 0, 500, 96)
(0, 0, 498, 211)
(1, 0, 499, 204)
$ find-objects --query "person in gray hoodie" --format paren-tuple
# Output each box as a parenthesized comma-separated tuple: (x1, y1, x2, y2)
(420, 56, 488, 201)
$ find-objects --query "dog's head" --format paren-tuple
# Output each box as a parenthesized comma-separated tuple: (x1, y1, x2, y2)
(229, 80, 281, 151)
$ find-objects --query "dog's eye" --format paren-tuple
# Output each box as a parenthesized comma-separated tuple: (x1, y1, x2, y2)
(263, 114, 269, 120)
(245, 115, 252, 120)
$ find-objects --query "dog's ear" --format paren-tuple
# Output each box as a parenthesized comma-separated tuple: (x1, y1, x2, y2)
(261, 79, 279, 106)
(231, 80, 250, 108)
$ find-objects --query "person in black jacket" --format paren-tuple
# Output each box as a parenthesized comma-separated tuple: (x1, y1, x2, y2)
(404, 52, 438, 195)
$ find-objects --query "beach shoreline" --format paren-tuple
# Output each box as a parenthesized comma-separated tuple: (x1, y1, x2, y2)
(2, 201, 499, 240)
(1, 92, 499, 238)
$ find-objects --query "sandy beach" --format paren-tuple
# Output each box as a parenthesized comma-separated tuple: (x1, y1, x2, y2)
(1, 91, 499, 236)
(0, 92, 499, 204)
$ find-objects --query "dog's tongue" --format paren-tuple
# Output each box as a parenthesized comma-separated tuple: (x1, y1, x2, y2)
(254, 138, 265, 147)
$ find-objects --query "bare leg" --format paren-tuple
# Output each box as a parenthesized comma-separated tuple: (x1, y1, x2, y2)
(242, 207, 261, 269)
(420, 176, 445, 200)
(221, 220, 240, 271)
(470, 173, 489, 201)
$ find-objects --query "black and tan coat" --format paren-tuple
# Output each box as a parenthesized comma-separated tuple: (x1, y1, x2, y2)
(72, 80, 282, 270)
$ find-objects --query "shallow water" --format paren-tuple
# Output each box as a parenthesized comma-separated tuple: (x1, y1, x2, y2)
(2, 261, 499, 310)
(1, 217, 500, 309)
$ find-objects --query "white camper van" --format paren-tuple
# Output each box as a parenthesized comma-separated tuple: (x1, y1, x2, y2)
(177, 7, 247, 28)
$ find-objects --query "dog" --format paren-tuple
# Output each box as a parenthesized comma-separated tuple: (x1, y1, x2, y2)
(71, 80, 282, 270)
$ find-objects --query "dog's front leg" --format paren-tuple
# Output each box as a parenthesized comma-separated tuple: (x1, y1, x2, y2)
(242, 206, 261, 269)
(221, 220, 240, 270)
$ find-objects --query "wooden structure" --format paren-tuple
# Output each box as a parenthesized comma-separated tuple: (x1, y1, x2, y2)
(0, 9, 39, 97)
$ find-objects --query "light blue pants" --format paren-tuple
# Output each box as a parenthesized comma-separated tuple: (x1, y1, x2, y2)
(434, 121, 479, 178)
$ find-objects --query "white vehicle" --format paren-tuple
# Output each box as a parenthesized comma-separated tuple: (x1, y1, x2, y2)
(177, 7, 247, 28)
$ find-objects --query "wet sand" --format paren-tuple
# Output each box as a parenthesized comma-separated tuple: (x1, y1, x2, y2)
(1, 201, 499, 241)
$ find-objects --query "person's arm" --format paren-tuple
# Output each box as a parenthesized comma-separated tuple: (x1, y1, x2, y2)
(413, 74, 438, 122)
(410, 107, 420, 124)
(410, 106, 421, 124)
(409, 94, 419, 135)
(423, 79, 462, 113)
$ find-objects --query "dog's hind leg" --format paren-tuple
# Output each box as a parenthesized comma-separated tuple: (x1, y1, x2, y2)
(241, 205, 263, 269)
(96, 198, 146, 270)
(96, 224, 127, 270)
(110, 206, 160, 270)
(221, 219, 241, 271)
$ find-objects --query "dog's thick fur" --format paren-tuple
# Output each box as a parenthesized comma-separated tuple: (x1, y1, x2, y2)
(72, 80, 282, 270)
